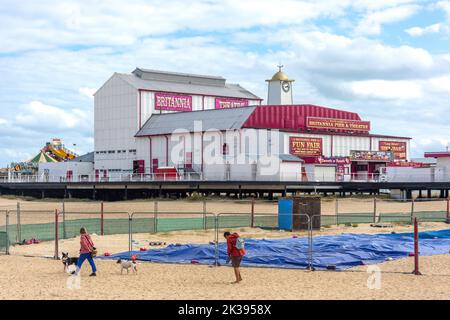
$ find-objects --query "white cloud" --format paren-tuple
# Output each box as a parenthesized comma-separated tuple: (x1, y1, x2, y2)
(354, 5, 420, 35)
(15, 101, 92, 132)
(428, 75, 450, 92)
(79, 87, 96, 99)
(437, 1, 450, 18)
(0, 118, 7, 125)
(350, 80, 423, 99)
(405, 23, 442, 36)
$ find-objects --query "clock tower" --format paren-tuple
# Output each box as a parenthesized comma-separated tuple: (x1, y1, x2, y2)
(266, 65, 294, 105)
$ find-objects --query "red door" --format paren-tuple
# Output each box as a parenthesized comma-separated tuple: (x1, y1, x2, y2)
(152, 159, 159, 173)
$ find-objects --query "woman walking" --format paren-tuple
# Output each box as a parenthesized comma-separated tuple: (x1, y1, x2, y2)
(76, 227, 97, 277)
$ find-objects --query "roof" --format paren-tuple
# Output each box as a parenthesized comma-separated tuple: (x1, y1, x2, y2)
(136, 106, 258, 136)
(70, 152, 94, 163)
(241, 104, 364, 133)
(136, 104, 411, 140)
(29, 151, 58, 164)
(115, 71, 261, 100)
(270, 71, 290, 81)
(424, 152, 450, 158)
(133, 68, 226, 83)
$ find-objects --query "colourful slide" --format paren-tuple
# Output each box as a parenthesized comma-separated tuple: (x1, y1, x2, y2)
(47, 144, 76, 161)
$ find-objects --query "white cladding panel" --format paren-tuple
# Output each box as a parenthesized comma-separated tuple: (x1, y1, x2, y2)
(95, 74, 138, 171)
(38, 162, 94, 181)
(332, 135, 370, 157)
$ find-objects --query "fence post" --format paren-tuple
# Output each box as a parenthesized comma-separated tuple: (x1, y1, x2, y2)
(5, 210, 9, 255)
(335, 198, 339, 226)
(203, 199, 207, 230)
(373, 197, 377, 223)
(446, 198, 449, 223)
(54, 209, 59, 260)
(62, 200, 66, 239)
(308, 215, 313, 271)
(16, 202, 21, 243)
(251, 198, 255, 228)
(128, 214, 132, 259)
(154, 201, 158, 234)
(411, 198, 415, 225)
(101, 202, 104, 236)
(412, 217, 421, 275)
(214, 214, 219, 266)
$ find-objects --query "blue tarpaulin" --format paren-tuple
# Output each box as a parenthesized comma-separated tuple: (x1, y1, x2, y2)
(100, 229, 450, 270)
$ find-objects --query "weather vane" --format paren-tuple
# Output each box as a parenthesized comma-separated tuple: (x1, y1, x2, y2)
(277, 64, 284, 72)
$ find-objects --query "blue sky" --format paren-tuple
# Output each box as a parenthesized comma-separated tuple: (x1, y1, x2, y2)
(0, 0, 450, 166)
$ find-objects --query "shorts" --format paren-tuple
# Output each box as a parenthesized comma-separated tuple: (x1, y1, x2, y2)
(231, 256, 243, 268)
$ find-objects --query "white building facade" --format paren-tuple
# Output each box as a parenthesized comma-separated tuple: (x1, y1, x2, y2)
(94, 68, 262, 178)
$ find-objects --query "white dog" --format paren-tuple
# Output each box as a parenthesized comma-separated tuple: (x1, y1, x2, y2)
(117, 259, 137, 275)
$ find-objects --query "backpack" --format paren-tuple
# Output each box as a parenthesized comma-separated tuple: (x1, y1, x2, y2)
(235, 237, 245, 250)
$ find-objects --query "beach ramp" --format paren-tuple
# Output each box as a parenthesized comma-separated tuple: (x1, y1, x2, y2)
(100, 229, 450, 270)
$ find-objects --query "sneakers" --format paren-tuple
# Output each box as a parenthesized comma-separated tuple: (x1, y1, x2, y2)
(89, 272, 97, 277)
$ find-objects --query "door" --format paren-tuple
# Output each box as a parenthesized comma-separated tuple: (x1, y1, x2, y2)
(152, 159, 159, 173)
(314, 166, 336, 182)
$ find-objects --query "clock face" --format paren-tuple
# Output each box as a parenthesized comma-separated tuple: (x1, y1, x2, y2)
(282, 81, 290, 93)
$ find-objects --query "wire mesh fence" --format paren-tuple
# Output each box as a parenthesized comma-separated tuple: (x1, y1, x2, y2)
(1, 197, 448, 259)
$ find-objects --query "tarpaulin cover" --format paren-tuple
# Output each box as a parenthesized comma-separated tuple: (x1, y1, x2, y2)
(100, 229, 450, 270)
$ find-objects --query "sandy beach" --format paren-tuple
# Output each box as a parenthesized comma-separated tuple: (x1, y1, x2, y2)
(1, 196, 450, 300)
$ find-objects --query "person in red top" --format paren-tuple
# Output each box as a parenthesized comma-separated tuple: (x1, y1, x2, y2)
(75, 227, 97, 276)
(224, 231, 245, 284)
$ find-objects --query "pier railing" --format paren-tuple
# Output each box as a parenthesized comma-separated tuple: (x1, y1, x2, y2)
(1, 172, 449, 183)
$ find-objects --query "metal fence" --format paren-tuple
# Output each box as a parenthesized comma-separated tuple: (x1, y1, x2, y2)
(1, 198, 449, 263)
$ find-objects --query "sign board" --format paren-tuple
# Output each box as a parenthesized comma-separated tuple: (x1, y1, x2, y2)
(306, 117, 370, 132)
(289, 137, 322, 157)
(350, 150, 394, 162)
(387, 162, 430, 168)
(215, 98, 249, 109)
(154, 92, 192, 111)
(379, 141, 407, 160)
(317, 157, 351, 165)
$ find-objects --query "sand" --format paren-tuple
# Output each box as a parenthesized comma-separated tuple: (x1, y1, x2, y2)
(1, 222, 450, 300)
(1, 196, 450, 300)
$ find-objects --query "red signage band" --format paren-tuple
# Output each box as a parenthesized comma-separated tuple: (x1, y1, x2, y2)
(154, 92, 192, 111)
(306, 117, 371, 132)
(289, 137, 323, 157)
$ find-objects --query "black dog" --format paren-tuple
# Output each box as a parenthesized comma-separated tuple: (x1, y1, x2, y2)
(61, 252, 78, 272)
